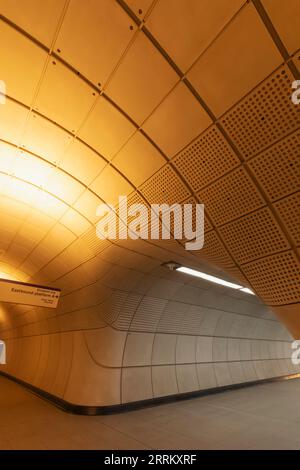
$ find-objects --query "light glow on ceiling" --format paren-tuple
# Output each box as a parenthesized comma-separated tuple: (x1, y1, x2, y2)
(0, 271, 15, 281)
(175, 266, 255, 295)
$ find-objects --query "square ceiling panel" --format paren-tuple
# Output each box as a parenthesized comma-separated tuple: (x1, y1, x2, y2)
(44, 169, 85, 205)
(31, 189, 68, 220)
(198, 166, 265, 226)
(30, 223, 76, 263)
(12, 151, 55, 188)
(4, 243, 32, 266)
(248, 130, 300, 202)
(55, 0, 137, 87)
(60, 140, 106, 186)
(90, 165, 133, 206)
(105, 32, 178, 124)
(60, 209, 91, 237)
(140, 164, 190, 204)
(78, 96, 136, 159)
(262, 0, 300, 55)
(73, 190, 102, 224)
(146, 0, 245, 72)
(0, 21, 47, 106)
(0, 141, 18, 174)
(173, 125, 240, 192)
(221, 66, 300, 159)
(142, 82, 212, 157)
(274, 192, 300, 247)
(0, 214, 22, 237)
(187, 3, 282, 117)
(242, 250, 300, 305)
(112, 131, 165, 187)
(0, 99, 29, 146)
(0, 196, 30, 221)
(219, 207, 289, 264)
(17, 219, 50, 246)
(29, 209, 56, 230)
(35, 60, 97, 132)
(21, 113, 72, 164)
(0, 0, 66, 47)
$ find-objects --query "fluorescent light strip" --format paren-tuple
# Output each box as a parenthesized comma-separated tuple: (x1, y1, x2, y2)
(240, 287, 255, 295)
(176, 266, 255, 295)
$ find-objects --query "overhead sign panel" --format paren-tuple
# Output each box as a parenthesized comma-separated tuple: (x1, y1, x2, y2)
(0, 279, 61, 309)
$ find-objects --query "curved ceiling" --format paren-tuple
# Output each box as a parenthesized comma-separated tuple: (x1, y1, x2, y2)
(0, 0, 299, 340)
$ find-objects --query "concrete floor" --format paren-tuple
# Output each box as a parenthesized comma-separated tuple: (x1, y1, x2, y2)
(1, 375, 300, 449)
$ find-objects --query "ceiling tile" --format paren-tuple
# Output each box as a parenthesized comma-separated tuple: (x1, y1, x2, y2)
(248, 129, 300, 202)
(21, 113, 72, 164)
(173, 125, 240, 191)
(0, 0, 66, 47)
(12, 151, 55, 187)
(0, 141, 18, 174)
(30, 189, 68, 219)
(30, 224, 76, 262)
(187, 3, 282, 116)
(60, 209, 91, 237)
(219, 207, 290, 264)
(17, 220, 50, 246)
(0, 99, 29, 146)
(60, 140, 106, 186)
(221, 66, 300, 159)
(105, 32, 178, 124)
(0, 21, 47, 106)
(147, 0, 245, 72)
(275, 192, 300, 247)
(262, 0, 300, 54)
(0, 196, 30, 220)
(198, 167, 265, 226)
(78, 97, 136, 159)
(140, 164, 190, 204)
(73, 190, 102, 224)
(142, 82, 212, 157)
(112, 132, 165, 186)
(90, 166, 133, 205)
(35, 60, 97, 132)
(55, 0, 137, 86)
(44, 169, 85, 205)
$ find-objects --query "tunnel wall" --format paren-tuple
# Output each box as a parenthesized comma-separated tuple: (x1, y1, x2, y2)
(0, 251, 299, 408)
(0, 0, 299, 410)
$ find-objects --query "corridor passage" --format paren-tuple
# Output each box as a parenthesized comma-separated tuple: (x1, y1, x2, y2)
(1, 375, 300, 450)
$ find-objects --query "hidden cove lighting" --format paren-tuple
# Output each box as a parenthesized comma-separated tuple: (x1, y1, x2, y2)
(164, 263, 255, 295)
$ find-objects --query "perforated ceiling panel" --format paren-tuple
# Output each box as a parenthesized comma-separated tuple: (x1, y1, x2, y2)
(219, 207, 290, 264)
(242, 251, 300, 305)
(0, 0, 299, 407)
(274, 193, 300, 247)
(198, 167, 265, 226)
(221, 66, 300, 159)
(173, 125, 240, 191)
(140, 164, 190, 205)
(248, 129, 300, 201)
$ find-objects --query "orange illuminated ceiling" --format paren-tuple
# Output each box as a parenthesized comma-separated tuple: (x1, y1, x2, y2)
(0, 0, 299, 335)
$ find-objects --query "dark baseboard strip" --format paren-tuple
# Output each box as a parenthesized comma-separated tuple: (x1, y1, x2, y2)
(0, 370, 298, 416)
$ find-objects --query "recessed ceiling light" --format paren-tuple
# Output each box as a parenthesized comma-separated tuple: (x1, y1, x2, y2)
(163, 263, 255, 296)
(176, 266, 243, 289)
(240, 287, 255, 295)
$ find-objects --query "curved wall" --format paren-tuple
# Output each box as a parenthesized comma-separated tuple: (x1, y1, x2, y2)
(0, 249, 299, 407)
(0, 0, 299, 407)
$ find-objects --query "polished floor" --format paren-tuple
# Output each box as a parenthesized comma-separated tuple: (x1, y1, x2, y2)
(1, 375, 300, 449)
